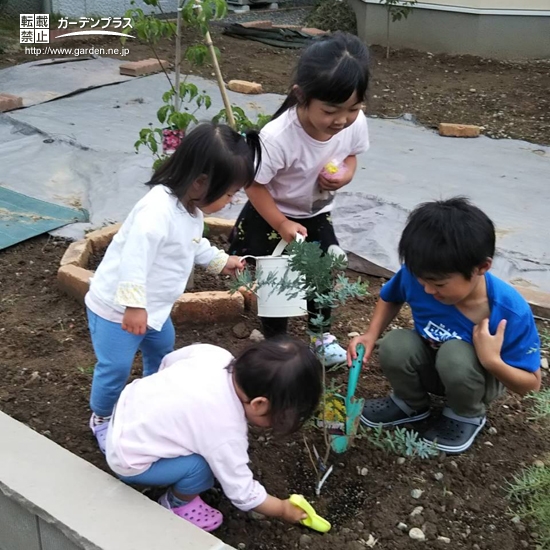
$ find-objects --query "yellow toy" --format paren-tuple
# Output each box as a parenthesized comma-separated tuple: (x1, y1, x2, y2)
(323, 160, 340, 175)
(320, 159, 347, 179)
(289, 494, 331, 533)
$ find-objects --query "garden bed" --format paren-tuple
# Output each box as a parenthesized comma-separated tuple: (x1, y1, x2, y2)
(1, 234, 549, 549)
(56, 221, 245, 325)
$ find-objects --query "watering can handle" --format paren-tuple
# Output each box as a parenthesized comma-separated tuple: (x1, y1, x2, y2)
(347, 344, 365, 403)
(271, 233, 305, 257)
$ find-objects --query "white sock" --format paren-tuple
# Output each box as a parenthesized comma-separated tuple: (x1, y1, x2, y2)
(92, 413, 111, 426)
(167, 489, 189, 508)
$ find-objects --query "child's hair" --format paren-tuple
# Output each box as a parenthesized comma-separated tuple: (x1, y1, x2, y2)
(229, 336, 322, 435)
(273, 32, 370, 119)
(149, 122, 261, 210)
(398, 196, 496, 280)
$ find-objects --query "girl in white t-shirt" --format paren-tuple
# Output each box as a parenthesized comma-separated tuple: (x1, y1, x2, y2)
(229, 32, 370, 366)
(86, 123, 261, 453)
(106, 337, 322, 532)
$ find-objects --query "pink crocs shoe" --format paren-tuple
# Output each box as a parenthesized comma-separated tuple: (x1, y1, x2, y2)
(159, 493, 223, 532)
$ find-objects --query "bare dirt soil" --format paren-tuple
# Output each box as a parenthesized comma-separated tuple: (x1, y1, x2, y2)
(1, 235, 549, 549)
(1, 12, 549, 547)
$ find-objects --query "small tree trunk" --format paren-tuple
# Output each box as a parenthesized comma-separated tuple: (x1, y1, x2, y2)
(174, 4, 183, 111)
(386, 10, 391, 59)
(205, 29, 236, 130)
(193, 1, 236, 130)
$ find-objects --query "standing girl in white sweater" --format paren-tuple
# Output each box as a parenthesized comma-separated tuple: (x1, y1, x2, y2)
(86, 123, 261, 453)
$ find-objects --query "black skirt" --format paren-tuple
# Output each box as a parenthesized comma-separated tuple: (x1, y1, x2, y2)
(228, 201, 339, 257)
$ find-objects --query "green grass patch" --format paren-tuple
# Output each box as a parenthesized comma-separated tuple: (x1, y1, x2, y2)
(527, 388, 550, 421)
(508, 463, 550, 549)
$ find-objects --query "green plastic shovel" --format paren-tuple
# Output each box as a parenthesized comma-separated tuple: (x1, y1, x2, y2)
(330, 344, 365, 453)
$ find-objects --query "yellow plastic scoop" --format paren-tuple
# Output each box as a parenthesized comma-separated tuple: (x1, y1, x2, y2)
(289, 494, 331, 533)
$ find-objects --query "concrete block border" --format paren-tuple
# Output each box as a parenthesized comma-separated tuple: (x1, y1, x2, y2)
(0, 411, 235, 550)
(57, 217, 253, 324)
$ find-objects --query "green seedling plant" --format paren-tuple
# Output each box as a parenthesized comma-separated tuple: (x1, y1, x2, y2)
(134, 83, 213, 170)
(366, 424, 438, 459)
(231, 239, 368, 494)
(124, 0, 249, 169)
(213, 106, 272, 133)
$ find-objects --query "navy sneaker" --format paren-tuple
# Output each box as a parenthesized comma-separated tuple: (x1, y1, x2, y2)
(360, 394, 431, 428)
(422, 407, 486, 454)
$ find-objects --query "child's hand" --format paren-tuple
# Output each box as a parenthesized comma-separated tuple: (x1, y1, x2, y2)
(122, 307, 148, 335)
(281, 499, 308, 524)
(473, 318, 507, 370)
(277, 220, 308, 244)
(318, 170, 353, 191)
(221, 255, 245, 277)
(347, 333, 377, 367)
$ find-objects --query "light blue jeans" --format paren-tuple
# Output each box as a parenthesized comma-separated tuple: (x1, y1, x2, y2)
(118, 454, 214, 496)
(87, 308, 175, 417)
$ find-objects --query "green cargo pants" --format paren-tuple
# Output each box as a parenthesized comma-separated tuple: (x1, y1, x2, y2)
(379, 329, 504, 417)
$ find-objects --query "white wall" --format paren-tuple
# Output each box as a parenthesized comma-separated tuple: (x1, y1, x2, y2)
(416, 0, 550, 9)
(364, 0, 550, 12)
(0, 411, 235, 550)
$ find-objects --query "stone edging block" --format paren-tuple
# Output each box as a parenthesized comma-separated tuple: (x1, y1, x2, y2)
(172, 291, 244, 325)
(57, 265, 93, 304)
(204, 217, 234, 237)
(60, 239, 92, 268)
(119, 58, 170, 77)
(0, 93, 23, 112)
(57, 218, 248, 324)
(227, 80, 264, 95)
(85, 223, 122, 254)
(439, 123, 481, 138)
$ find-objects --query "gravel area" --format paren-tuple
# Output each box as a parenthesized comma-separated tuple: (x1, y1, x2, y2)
(218, 5, 313, 26)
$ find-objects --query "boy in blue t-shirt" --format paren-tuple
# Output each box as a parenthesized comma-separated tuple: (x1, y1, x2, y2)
(348, 197, 541, 454)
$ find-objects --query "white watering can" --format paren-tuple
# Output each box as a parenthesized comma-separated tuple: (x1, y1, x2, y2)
(242, 235, 307, 318)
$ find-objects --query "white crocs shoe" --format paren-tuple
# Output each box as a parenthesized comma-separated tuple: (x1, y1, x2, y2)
(312, 333, 347, 367)
(327, 244, 348, 266)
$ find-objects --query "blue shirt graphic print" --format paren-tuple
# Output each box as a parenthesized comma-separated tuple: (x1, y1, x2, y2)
(380, 267, 541, 373)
